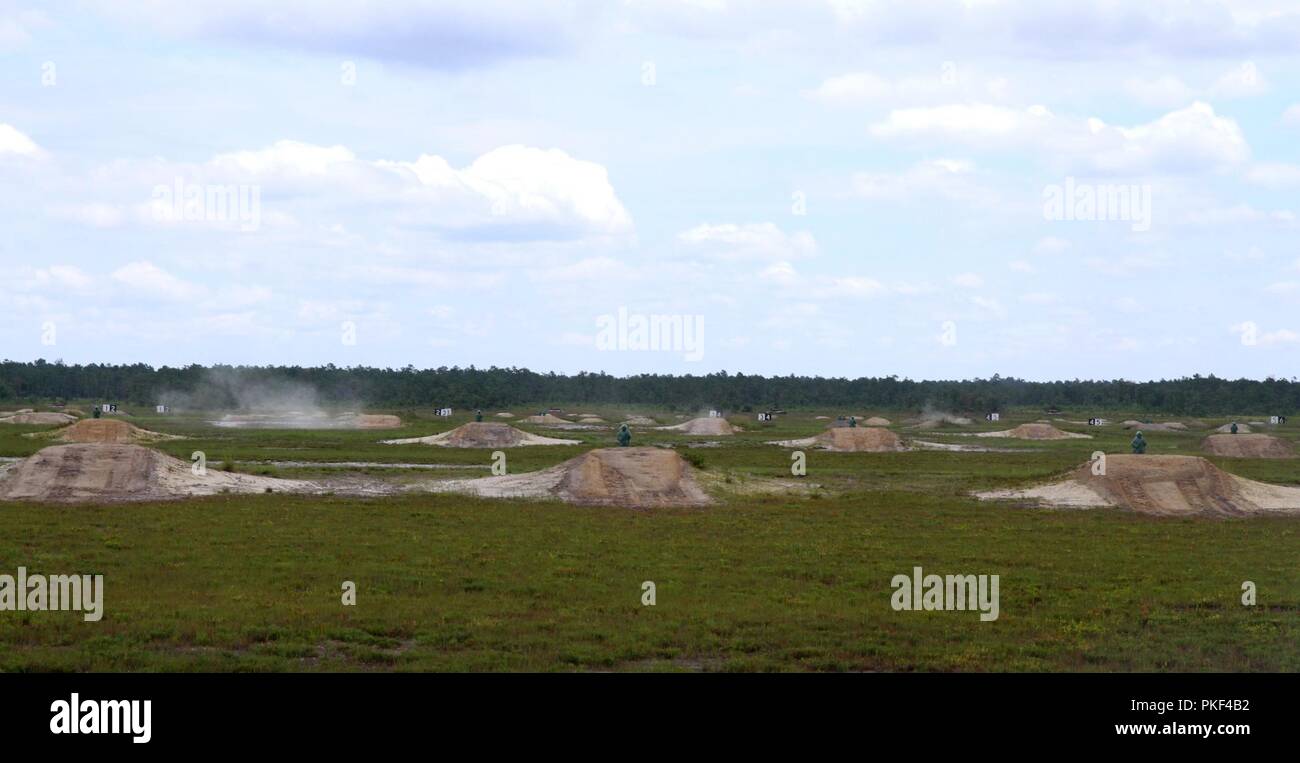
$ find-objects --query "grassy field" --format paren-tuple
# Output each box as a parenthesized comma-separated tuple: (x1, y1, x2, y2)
(0, 405, 1296, 672)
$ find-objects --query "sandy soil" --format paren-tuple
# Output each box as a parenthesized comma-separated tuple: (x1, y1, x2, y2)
(382, 422, 580, 448)
(426, 446, 713, 508)
(976, 423, 1091, 440)
(495, 412, 515, 418)
(862, 417, 891, 426)
(977, 454, 1300, 517)
(0, 444, 318, 503)
(657, 417, 739, 435)
(1202, 434, 1294, 458)
(622, 416, 659, 426)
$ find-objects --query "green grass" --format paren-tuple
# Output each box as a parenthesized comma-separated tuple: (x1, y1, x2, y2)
(0, 405, 1297, 672)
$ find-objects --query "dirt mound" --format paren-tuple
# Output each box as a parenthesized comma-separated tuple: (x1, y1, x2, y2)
(383, 422, 580, 448)
(433, 447, 713, 508)
(495, 412, 515, 418)
(822, 427, 903, 451)
(51, 419, 180, 444)
(1203, 434, 1294, 459)
(622, 416, 658, 426)
(0, 412, 77, 425)
(658, 417, 739, 435)
(1122, 420, 1187, 431)
(863, 417, 891, 427)
(979, 455, 1300, 517)
(771, 427, 904, 452)
(1215, 423, 1252, 433)
(578, 416, 607, 424)
(0, 444, 315, 503)
(521, 413, 573, 425)
(978, 423, 1091, 440)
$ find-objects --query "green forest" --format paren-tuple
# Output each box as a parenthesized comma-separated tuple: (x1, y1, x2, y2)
(1, 359, 1297, 415)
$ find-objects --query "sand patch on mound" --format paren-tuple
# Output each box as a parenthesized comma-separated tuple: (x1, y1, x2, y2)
(578, 416, 607, 424)
(495, 412, 515, 418)
(429, 447, 713, 508)
(0, 444, 316, 503)
(622, 416, 658, 426)
(977, 454, 1300, 517)
(382, 422, 580, 448)
(770, 427, 904, 452)
(862, 417, 891, 427)
(657, 417, 739, 435)
(977, 423, 1091, 440)
(1203, 434, 1294, 459)
(0, 412, 77, 425)
(1215, 423, 1253, 433)
(44, 418, 182, 444)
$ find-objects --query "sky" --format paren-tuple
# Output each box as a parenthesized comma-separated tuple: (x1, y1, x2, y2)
(1, 0, 1298, 381)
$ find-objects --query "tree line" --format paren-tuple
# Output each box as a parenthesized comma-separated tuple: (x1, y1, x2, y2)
(1, 360, 1297, 415)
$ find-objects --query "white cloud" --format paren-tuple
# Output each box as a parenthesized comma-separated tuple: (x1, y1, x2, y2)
(1232, 322, 1298, 346)
(1125, 63, 1267, 108)
(1034, 236, 1071, 256)
(851, 159, 993, 205)
(951, 272, 984, 288)
(1284, 104, 1300, 127)
(870, 102, 1249, 174)
(805, 71, 894, 104)
(820, 275, 884, 298)
(678, 222, 816, 261)
(0, 123, 41, 157)
(13, 265, 95, 294)
(110, 261, 203, 300)
(77, 141, 633, 241)
(1208, 62, 1267, 98)
(758, 261, 799, 285)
